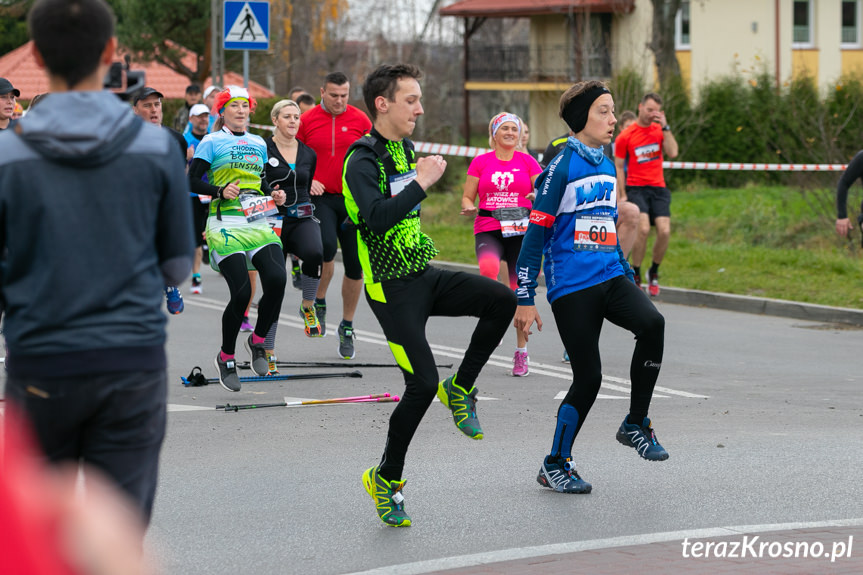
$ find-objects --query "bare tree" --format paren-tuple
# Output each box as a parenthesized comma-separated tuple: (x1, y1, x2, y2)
(649, 0, 682, 89)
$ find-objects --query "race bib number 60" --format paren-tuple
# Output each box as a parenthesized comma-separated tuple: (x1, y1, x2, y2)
(573, 214, 617, 252)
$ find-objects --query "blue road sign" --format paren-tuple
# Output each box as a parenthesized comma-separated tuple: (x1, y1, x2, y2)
(224, 1, 269, 51)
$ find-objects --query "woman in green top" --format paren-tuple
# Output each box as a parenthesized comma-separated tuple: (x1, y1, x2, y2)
(188, 86, 287, 392)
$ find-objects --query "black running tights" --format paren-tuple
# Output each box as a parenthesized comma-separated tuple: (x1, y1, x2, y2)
(366, 266, 517, 481)
(552, 275, 665, 438)
(218, 243, 287, 354)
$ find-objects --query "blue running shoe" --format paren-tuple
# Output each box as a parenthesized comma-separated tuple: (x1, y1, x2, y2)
(562, 350, 570, 363)
(616, 416, 669, 461)
(537, 457, 592, 493)
(165, 286, 184, 314)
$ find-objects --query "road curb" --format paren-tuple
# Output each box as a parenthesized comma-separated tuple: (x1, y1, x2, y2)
(333, 252, 863, 326)
(426, 259, 863, 327)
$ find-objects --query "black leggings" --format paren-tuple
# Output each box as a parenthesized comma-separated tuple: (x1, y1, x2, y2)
(218, 243, 287, 354)
(552, 275, 665, 438)
(280, 216, 323, 279)
(312, 192, 362, 279)
(366, 266, 517, 481)
(265, 217, 324, 349)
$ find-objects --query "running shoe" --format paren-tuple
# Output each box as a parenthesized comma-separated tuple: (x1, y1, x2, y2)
(214, 353, 241, 392)
(266, 353, 279, 376)
(616, 416, 669, 461)
(300, 306, 322, 338)
(537, 457, 592, 494)
(190, 274, 202, 295)
(633, 272, 641, 290)
(648, 271, 660, 297)
(338, 323, 355, 359)
(315, 302, 327, 336)
(244, 334, 269, 376)
(291, 256, 302, 290)
(512, 350, 529, 377)
(437, 375, 483, 439)
(240, 316, 254, 332)
(362, 466, 411, 527)
(165, 286, 184, 314)
(562, 350, 570, 363)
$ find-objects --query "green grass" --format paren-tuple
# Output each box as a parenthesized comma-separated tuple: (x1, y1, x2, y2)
(419, 184, 863, 310)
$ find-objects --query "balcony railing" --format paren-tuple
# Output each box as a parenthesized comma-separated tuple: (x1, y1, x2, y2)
(467, 43, 612, 83)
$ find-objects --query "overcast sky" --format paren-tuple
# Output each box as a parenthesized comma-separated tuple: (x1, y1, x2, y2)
(343, 0, 460, 42)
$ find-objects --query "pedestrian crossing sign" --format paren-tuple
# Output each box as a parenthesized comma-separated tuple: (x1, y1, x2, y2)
(223, 1, 269, 51)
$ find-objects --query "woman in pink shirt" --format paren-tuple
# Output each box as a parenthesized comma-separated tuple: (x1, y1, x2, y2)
(461, 112, 542, 376)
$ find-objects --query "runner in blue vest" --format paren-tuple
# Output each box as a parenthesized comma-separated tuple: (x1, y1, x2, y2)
(514, 81, 669, 494)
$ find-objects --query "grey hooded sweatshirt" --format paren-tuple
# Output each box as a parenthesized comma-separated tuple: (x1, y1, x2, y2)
(0, 91, 193, 378)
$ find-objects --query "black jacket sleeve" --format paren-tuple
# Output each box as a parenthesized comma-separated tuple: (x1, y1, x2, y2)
(188, 158, 222, 197)
(837, 151, 863, 219)
(345, 148, 427, 235)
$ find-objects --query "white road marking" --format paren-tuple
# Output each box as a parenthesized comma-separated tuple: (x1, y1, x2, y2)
(183, 297, 707, 400)
(341, 517, 863, 575)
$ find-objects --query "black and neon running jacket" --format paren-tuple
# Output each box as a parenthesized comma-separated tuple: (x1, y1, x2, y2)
(342, 129, 438, 296)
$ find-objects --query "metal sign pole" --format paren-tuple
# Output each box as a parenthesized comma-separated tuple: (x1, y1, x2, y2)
(211, 0, 218, 87)
(243, 49, 249, 89)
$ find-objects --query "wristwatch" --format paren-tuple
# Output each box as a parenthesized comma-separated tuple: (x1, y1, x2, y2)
(662, 125, 672, 132)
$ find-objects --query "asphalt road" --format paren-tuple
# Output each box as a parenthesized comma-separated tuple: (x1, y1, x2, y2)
(132, 264, 863, 574)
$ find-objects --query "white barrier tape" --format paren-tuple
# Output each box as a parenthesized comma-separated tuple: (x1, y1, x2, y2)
(663, 161, 848, 171)
(248, 125, 848, 171)
(413, 141, 492, 157)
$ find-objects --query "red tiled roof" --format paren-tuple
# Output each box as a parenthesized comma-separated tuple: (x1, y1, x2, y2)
(0, 41, 276, 101)
(440, 0, 634, 17)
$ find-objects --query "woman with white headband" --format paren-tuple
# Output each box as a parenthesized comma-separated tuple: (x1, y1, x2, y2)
(460, 112, 542, 377)
(188, 86, 288, 392)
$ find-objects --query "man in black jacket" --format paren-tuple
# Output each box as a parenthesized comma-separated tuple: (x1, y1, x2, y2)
(0, 0, 194, 527)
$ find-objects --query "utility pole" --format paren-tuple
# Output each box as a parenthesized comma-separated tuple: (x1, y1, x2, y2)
(211, 0, 218, 87)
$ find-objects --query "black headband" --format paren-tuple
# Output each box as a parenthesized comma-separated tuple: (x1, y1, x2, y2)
(561, 86, 610, 134)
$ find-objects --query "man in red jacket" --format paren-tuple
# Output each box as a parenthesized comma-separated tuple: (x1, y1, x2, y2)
(297, 72, 372, 359)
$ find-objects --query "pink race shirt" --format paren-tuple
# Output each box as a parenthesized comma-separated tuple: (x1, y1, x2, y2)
(468, 151, 542, 234)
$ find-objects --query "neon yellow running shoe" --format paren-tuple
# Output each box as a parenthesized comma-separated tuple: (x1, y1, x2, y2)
(362, 466, 411, 527)
(437, 375, 483, 440)
(299, 306, 322, 337)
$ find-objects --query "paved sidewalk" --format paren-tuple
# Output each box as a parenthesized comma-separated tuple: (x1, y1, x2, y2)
(428, 526, 862, 574)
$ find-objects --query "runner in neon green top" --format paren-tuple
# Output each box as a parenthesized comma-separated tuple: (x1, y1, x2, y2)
(343, 64, 516, 527)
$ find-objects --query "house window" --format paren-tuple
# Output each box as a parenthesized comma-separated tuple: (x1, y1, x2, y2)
(792, 0, 813, 48)
(675, 1, 691, 50)
(842, 0, 861, 47)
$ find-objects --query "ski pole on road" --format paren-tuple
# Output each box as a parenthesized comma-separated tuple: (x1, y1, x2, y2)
(235, 361, 453, 370)
(181, 369, 363, 386)
(216, 393, 399, 411)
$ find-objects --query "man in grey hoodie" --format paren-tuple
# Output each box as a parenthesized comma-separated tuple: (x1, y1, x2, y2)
(0, 0, 193, 526)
